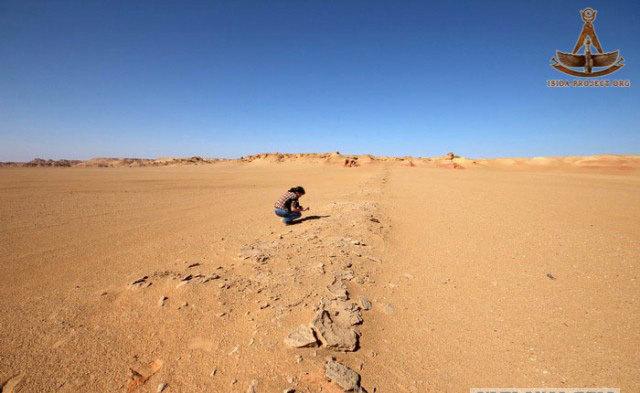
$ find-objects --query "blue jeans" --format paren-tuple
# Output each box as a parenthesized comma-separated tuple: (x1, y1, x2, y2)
(275, 208, 301, 223)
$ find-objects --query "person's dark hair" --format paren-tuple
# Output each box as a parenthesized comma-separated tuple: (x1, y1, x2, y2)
(289, 186, 305, 195)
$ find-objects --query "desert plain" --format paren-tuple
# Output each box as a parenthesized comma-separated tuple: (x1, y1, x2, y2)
(1, 153, 639, 393)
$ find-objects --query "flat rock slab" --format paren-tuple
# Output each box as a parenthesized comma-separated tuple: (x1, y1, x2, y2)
(325, 359, 361, 391)
(311, 311, 358, 352)
(284, 325, 319, 348)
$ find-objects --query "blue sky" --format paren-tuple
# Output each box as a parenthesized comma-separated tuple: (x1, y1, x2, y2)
(1, 0, 638, 160)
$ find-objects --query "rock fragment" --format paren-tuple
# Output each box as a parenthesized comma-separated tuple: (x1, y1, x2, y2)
(319, 301, 362, 326)
(324, 359, 361, 391)
(284, 325, 319, 348)
(319, 298, 362, 326)
(326, 277, 349, 300)
(359, 296, 372, 311)
(204, 274, 221, 283)
(132, 276, 149, 286)
(311, 311, 358, 352)
(126, 360, 163, 393)
(337, 270, 355, 281)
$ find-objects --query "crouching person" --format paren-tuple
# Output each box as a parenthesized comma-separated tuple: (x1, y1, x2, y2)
(274, 186, 309, 224)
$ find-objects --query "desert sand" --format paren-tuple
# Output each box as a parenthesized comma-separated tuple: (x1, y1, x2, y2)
(1, 156, 639, 392)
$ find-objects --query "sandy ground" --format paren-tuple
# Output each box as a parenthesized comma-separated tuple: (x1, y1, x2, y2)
(0, 163, 639, 392)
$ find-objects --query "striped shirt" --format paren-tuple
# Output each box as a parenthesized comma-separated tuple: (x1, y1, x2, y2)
(274, 191, 299, 210)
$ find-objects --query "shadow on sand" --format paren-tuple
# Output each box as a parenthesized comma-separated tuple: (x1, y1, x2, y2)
(288, 215, 330, 225)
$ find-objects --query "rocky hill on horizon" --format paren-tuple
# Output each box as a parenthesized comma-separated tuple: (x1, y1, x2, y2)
(1, 152, 639, 173)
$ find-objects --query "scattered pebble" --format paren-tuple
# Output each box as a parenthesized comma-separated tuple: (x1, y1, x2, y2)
(157, 382, 168, 392)
(204, 274, 221, 282)
(228, 345, 239, 356)
(246, 379, 258, 393)
(366, 256, 381, 263)
(132, 276, 148, 285)
(158, 296, 168, 307)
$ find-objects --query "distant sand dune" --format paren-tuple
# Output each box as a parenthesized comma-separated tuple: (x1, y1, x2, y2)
(1, 152, 639, 173)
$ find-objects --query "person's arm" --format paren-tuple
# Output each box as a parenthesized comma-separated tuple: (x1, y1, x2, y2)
(290, 200, 309, 212)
